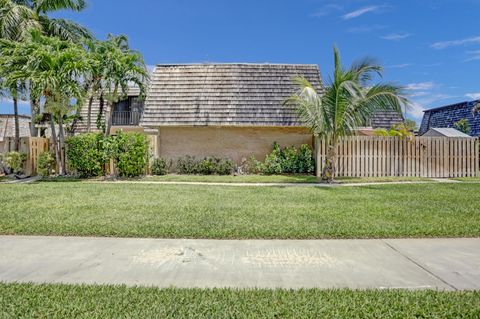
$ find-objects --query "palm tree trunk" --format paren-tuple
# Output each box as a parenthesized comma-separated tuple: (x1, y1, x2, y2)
(13, 94, 20, 152)
(49, 115, 60, 175)
(29, 97, 39, 137)
(87, 96, 93, 132)
(322, 140, 337, 183)
(105, 101, 112, 136)
(97, 93, 105, 132)
(58, 114, 66, 175)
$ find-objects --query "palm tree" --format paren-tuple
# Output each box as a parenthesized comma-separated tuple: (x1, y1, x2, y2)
(0, 30, 90, 174)
(286, 46, 410, 182)
(0, 0, 92, 137)
(4, 0, 92, 42)
(80, 35, 149, 134)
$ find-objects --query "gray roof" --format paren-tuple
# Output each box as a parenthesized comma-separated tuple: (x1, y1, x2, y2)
(423, 127, 472, 138)
(0, 115, 31, 142)
(140, 63, 322, 127)
(370, 111, 404, 129)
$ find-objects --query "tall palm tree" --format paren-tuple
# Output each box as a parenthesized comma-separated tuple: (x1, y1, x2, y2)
(0, 0, 92, 137)
(0, 30, 90, 174)
(8, 0, 91, 41)
(81, 34, 149, 134)
(287, 46, 410, 182)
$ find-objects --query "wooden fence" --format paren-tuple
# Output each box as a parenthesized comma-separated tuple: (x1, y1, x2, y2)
(315, 136, 479, 178)
(1, 137, 49, 176)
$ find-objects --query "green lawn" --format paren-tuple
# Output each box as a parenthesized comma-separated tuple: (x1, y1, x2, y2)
(142, 174, 433, 184)
(1, 283, 478, 318)
(0, 182, 479, 239)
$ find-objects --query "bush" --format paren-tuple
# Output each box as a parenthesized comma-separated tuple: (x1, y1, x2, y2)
(65, 133, 107, 177)
(151, 158, 169, 175)
(3, 152, 27, 174)
(176, 156, 199, 174)
(176, 155, 235, 175)
(252, 142, 314, 175)
(197, 157, 235, 175)
(37, 152, 55, 177)
(112, 132, 149, 178)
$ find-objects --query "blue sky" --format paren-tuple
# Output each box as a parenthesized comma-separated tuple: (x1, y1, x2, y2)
(1, 0, 479, 123)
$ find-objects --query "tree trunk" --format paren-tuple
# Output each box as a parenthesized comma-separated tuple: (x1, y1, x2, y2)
(87, 96, 93, 133)
(29, 97, 39, 137)
(322, 142, 337, 183)
(58, 115, 66, 175)
(105, 101, 112, 136)
(49, 115, 61, 175)
(13, 95, 20, 152)
(97, 93, 105, 133)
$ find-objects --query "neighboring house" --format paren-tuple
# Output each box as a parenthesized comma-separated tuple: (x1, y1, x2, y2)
(419, 100, 480, 137)
(356, 111, 405, 136)
(422, 127, 472, 138)
(0, 114, 31, 153)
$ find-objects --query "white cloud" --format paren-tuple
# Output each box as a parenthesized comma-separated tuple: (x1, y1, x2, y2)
(466, 93, 480, 100)
(312, 4, 343, 17)
(405, 81, 436, 91)
(431, 36, 480, 50)
(381, 33, 412, 41)
(386, 63, 412, 69)
(408, 102, 427, 119)
(342, 6, 382, 20)
(464, 50, 480, 62)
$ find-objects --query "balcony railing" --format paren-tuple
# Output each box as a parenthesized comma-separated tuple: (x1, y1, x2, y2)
(111, 111, 141, 126)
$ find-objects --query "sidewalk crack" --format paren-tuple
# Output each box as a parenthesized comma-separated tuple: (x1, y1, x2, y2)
(382, 240, 458, 291)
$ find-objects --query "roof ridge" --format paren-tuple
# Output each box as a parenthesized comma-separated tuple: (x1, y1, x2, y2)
(155, 63, 319, 67)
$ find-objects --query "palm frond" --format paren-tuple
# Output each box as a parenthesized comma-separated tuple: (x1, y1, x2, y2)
(34, 0, 86, 14)
(39, 16, 93, 41)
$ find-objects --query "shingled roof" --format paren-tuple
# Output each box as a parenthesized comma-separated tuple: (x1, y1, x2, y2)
(140, 63, 322, 127)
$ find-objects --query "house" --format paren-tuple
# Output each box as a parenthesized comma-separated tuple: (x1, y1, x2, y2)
(356, 111, 405, 136)
(76, 63, 405, 163)
(419, 100, 480, 137)
(0, 114, 31, 153)
(422, 127, 473, 138)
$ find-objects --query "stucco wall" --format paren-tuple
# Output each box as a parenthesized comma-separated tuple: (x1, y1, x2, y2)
(157, 126, 313, 164)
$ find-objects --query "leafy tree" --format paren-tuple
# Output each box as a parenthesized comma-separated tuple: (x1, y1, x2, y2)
(404, 119, 417, 131)
(454, 118, 471, 135)
(286, 46, 409, 182)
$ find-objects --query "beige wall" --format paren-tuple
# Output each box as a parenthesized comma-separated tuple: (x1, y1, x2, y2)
(157, 126, 313, 164)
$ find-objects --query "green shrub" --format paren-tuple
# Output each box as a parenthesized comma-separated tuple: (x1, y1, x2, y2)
(252, 142, 314, 175)
(215, 157, 235, 175)
(65, 133, 107, 177)
(176, 155, 235, 175)
(37, 152, 55, 177)
(3, 152, 27, 174)
(177, 156, 199, 174)
(151, 158, 169, 175)
(112, 132, 149, 177)
(196, 157, 235, 175)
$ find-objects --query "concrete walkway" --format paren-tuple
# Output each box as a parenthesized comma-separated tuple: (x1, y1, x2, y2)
(87, 180, 463, 188)
(1, 236, 478, 290)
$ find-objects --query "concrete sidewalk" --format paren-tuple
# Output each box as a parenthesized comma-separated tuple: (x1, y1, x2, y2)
(0, 236, 478, 290)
